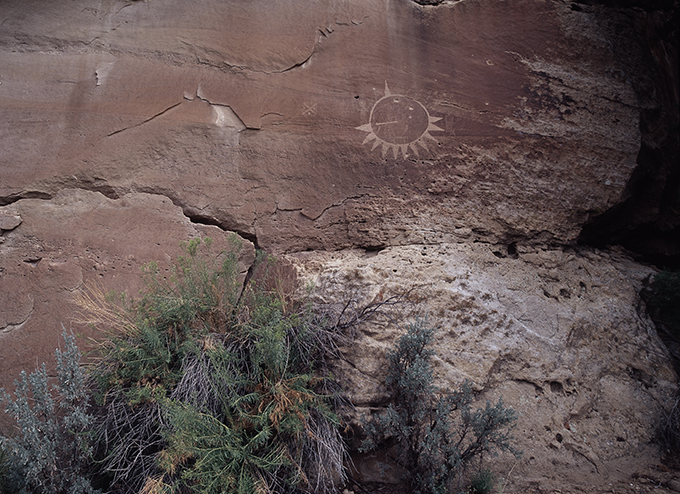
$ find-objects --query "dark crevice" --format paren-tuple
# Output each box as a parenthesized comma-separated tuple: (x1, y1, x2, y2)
(578, 140, 680, 269)
(576, 2, 679, 269)
(412, 0, 445, 5)
(363, 245, 386, 253)
(0, 191, 53, 206)
(125, 186, 259, 248)
(183, 211, 259, 249)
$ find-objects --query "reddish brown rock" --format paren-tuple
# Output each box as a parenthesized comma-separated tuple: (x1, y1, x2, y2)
(0, 190, 254, 430)
(0, 1, 676, 491)
(0, 0, 641, 252)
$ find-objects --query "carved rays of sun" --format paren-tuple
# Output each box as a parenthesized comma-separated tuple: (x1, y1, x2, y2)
(356, 83, 443, 159)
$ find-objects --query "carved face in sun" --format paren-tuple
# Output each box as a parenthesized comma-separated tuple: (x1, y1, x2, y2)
(356, 83, 443, 158)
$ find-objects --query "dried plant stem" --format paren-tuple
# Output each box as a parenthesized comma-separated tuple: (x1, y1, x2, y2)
(498, 458, 520, 494)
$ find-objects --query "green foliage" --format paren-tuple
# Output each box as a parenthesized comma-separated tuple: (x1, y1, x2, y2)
(0, 330, 99, 494)
(661, 396, 680, 467)
(0, 446, 12, 494)
(467, 469, 494, 494)
(89, 237, 346, 493)
(93, 236, 244, 405)
(361, 320, 520, 494)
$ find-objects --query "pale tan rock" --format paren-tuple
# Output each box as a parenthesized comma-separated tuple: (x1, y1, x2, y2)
(286, 244, 677, 489)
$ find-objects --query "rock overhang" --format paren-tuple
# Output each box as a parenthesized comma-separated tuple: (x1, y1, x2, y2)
(0, 0, 641, 253)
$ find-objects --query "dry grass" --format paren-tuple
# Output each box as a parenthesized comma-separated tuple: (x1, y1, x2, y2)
(72, 284, 136, 336)
(73, 244, 419, 493)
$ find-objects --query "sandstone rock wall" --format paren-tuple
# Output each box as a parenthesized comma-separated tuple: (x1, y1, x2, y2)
(1, 0, 642, 251)
(287, 243, 678, 490)
(0, 0, 677, 492)
(0, 190, 255, 430)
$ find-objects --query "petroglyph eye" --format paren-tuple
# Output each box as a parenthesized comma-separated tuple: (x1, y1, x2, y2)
(356, 82, 443, 159)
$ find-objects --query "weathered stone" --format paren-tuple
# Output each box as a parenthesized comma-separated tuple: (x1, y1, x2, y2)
(669, 479, 680, 492)
(0, 0, 677, 492)
(287, 244, 677, 490)
(0, 205, 22, 230)
(0, 190, 254, 430)
(0, 0, 642, 252)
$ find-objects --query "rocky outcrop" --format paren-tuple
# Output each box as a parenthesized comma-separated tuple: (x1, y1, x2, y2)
(0, 190, 254, 431)
(288, 244, 678, 491)
(576, 1, 679, 267)
(0, 0, 678, 491)
(0, 0, 644, 252)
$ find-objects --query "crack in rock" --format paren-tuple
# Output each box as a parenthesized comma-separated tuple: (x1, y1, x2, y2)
(182, 207, 258, 247)
(0, 191, 53, 207)
(106, 101, 182, 137)
(195, 86, 250, 130)
(301, 194, 368, 221)
(1, 184, 259, 249)
(276, 49, 314, 74)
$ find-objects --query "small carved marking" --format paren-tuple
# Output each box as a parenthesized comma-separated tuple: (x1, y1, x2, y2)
(302, 103, 317, 116)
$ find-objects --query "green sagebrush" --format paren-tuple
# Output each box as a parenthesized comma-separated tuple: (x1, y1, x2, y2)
(360, 320, 521, 494)
(0, 330, 99, 494)
(87, 237, 346, 493)
(467, 468, 494, 494)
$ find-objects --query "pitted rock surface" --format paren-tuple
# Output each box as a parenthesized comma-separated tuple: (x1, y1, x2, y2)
(287, 244, 678, 491)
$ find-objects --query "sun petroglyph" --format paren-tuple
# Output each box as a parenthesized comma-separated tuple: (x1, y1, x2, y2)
(356, 83, 443, 159)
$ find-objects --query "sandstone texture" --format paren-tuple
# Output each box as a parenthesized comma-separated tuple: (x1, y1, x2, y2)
(288, 244, 678, 492)
(0, 189, 254, 430)
(0, 0, 644, 251)
(0, 0, 678, 492)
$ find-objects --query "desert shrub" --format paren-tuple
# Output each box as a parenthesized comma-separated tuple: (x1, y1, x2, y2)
(82, 237, 348, 493)
(647, 270, 680, 342)
(660, 395, 680, 465)
(0, 330, 99, 494)
(360, 320, 520, 494)
(0, 446, 12, 494)
(467, 468, 494, 494)
(645, 269, 680, 376)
